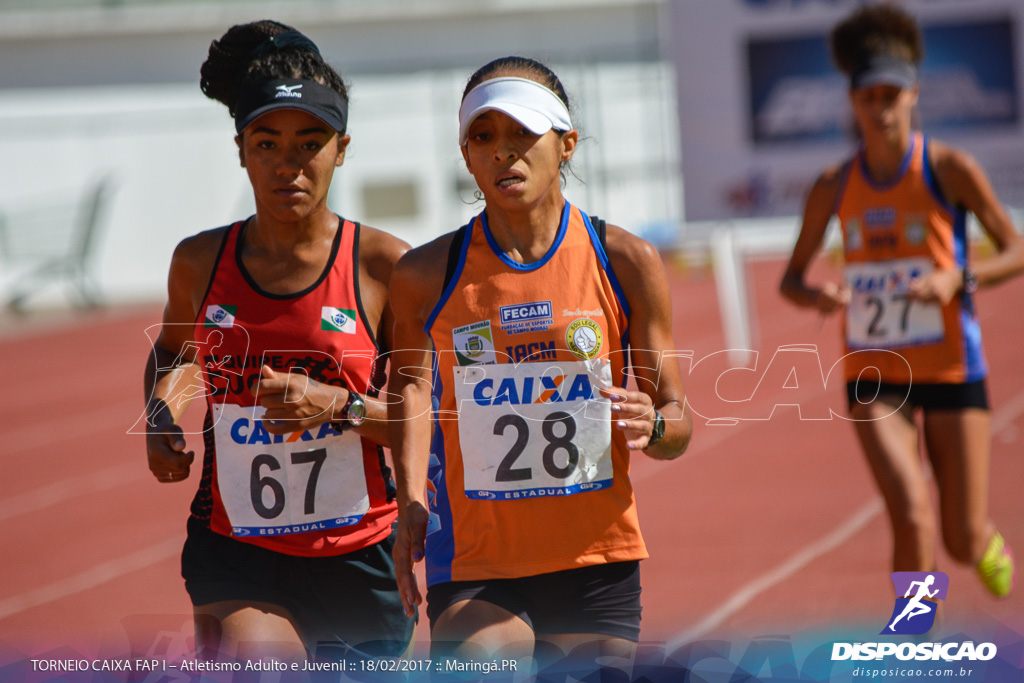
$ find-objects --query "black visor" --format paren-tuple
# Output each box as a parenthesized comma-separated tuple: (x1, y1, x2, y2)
(234, 78, 348, 134)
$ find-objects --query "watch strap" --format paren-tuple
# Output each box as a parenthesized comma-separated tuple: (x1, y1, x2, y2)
(962, 266, 979, 295)
(331, 389, 363, 432)
(647, 410, 666, 448)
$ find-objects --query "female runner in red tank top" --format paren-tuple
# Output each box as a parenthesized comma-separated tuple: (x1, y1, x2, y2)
(143, 21, 413, 661)
(387, 57, 693, 672)
(781, 5, 1024, 598)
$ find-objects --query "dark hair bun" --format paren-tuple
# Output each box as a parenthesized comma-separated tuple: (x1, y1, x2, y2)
(200, 20, 349, 124)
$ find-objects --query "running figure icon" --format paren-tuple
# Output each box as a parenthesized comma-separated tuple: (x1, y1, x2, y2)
(882, 571, 949, 634)
(888, 574, 939, 631)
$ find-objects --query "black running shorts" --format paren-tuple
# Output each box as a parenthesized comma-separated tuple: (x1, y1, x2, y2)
(426, 560, 642, 642)
(182, 516, 414, 657)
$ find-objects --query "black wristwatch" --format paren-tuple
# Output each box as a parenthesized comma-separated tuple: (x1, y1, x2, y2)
(647, 410, 666, 448)
(961, 266, 978, 295)
(333, 390, 367, 431)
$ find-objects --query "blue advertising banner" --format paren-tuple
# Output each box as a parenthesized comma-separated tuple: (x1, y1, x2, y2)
(748, 19, 1018, 145)
(670, 0, 1024, 220)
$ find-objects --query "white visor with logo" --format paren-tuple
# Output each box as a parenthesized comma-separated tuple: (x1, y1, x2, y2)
(459, 77, 572, 144)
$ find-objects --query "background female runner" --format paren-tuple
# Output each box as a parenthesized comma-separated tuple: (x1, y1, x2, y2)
(781, 5, 1022, 598)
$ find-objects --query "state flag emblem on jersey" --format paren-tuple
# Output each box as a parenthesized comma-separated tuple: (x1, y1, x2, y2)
(322, 307, 357, 334)
(205, 304, 237, 328)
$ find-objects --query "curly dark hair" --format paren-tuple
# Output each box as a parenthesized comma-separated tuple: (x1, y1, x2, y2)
(830, 4, 924, 76)
(200, 20, 349, 130)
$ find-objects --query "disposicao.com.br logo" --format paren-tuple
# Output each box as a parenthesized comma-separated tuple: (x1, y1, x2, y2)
(831, 571, 998, 663)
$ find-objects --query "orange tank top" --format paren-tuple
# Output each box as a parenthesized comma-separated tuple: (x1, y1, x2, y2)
(836, 132, 986, 384)
(423, 203, 648, 584)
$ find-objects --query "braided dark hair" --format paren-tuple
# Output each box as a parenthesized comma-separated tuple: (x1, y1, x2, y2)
(200, 20, 349, 130)
(830, 4, 924, 76)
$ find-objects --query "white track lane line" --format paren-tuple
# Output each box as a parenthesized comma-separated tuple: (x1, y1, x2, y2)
(667, 386, 1024, 648)
(0, 462, 146, 522)
(667, 497, 884, 649)
(0, 538, 182, 621)
(2, 399, 142, 458)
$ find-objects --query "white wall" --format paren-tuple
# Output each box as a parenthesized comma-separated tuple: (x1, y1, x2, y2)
(0, 62, 682, 308)
(0, 85, 242, 306)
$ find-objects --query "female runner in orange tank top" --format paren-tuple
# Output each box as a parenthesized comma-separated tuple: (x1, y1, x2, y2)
(781, 5, 1024, 598)
(387, 56, 692, 672)
(143, 21, 413, 661)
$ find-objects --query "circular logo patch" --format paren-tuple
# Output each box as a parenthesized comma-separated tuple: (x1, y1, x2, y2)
(566, 318, 603, 360)
(904, 221, 926, 246)
(464, 335, 485, 358)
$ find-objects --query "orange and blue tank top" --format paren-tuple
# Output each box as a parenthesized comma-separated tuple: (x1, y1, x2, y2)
(424, 202, 649, 584)
(191, 218, 397, 557)
(836, 132, 986, 384)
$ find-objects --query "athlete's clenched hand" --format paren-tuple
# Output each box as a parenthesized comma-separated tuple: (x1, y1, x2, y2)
(145, 399, 195, 483)
(251, 364, 344, 434)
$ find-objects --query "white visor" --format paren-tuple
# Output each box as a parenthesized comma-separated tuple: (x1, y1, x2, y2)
(458, 76, 572, 144)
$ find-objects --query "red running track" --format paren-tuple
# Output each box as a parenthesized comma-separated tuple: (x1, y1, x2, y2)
(0, 256, 1020, 665)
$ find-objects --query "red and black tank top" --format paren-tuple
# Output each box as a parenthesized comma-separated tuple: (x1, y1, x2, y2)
(190, 218, 396, 557)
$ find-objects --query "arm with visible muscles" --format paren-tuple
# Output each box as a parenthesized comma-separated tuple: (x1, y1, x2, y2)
(143, 232, 221, 482)
(386, 238, 451, 616)
(603, 224, 692, 460)
(914, 141, 1024, 304)
(779, 166, 850, 313)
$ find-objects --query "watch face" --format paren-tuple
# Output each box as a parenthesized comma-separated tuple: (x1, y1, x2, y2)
(347, 397, 367, 427)
(651, 412, 666, 442)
